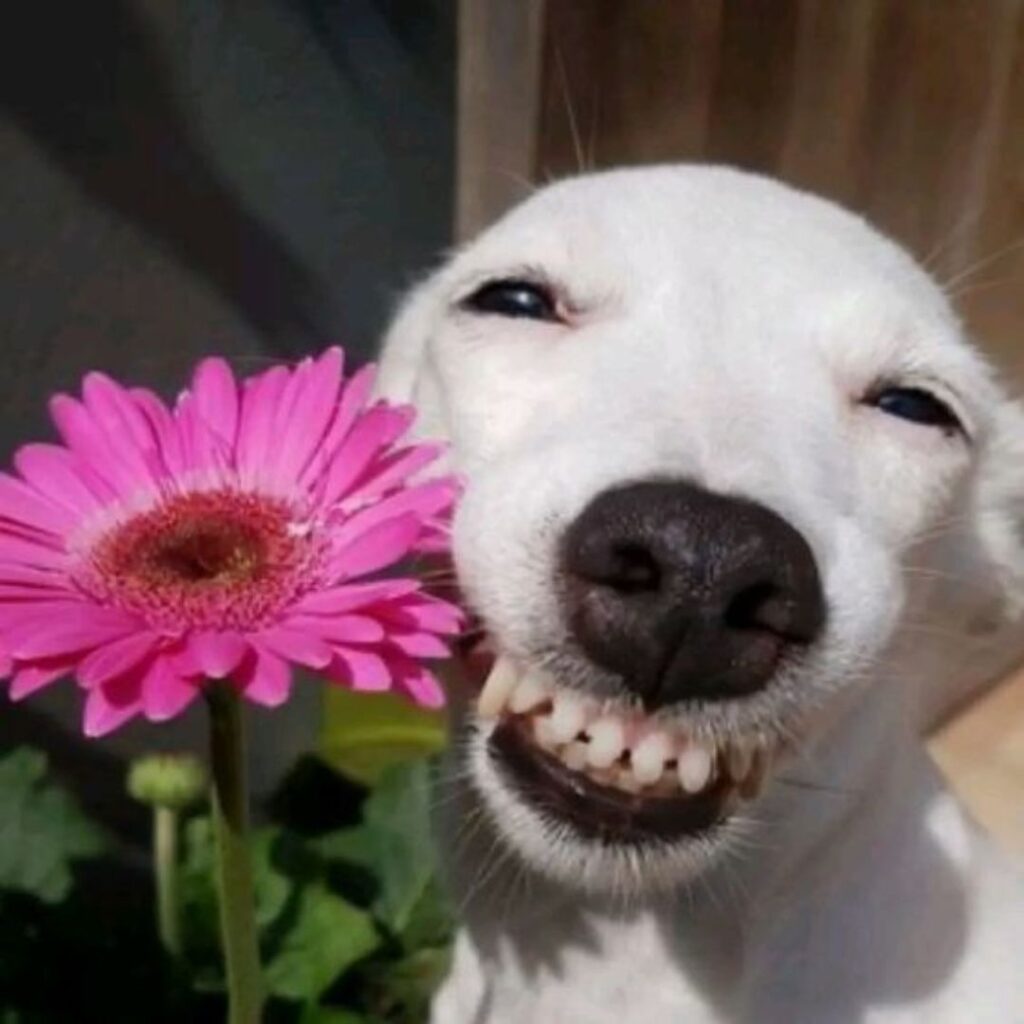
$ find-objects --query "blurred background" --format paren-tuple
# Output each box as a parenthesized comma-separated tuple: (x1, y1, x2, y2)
(0, 0, 1021, 860)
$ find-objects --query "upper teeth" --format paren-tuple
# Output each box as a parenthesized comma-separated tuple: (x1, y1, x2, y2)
(477, 656, 774, 800)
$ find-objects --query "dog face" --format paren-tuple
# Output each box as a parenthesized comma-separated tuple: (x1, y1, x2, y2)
(378, 166, 1024, 894)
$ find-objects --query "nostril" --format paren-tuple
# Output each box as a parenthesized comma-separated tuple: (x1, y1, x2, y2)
(723, 579, 822, 645)
(606, 542, 661, 593)
(723, 581, 787, 634)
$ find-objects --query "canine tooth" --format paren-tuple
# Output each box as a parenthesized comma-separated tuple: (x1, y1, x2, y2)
(509, 675, 549, 714)
(727, 741, 753, 781)
(677, 743, 713, 793)
(477, 658, 519, 718)
(549, 692, 588, 744)
(561, 741, 589, 772)
(739, 747, 771, 799)
(631, 731, 673, 786)
(586, 718, 625, 769)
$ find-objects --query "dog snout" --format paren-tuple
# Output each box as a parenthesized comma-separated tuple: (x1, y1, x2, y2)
(561, 481, 827, 707)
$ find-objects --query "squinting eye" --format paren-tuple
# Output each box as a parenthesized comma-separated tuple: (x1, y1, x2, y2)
(460, 279, 560, 322)
(866, 386, 962, 433)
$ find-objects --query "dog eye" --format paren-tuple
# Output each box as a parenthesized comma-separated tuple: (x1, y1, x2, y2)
(866, 386, 962, 432)
(460, 279, 560, 322)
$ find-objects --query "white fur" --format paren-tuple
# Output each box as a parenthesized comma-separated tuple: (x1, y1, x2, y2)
(376, 166, 1024, 1023)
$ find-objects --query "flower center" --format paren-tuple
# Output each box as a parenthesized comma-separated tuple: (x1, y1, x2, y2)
(81, 489, 324, 631)
(142, 520, 266, 586)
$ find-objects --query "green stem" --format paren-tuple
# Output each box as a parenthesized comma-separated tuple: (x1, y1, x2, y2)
(208, 685, 264, 1024)
(154, 805, 182, 957)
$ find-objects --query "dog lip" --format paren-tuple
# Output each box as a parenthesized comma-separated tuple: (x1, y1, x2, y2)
(488, 715, 734, 844)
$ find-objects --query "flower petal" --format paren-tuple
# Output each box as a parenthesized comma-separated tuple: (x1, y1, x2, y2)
(14, 444, 108, 516)
(235, 646, 292, 707)
(9, 662, 67, 700)
(6, 604, 138, 660)
(267, 350, 344, 485)
(321, 406, 414, 505)
(0, 532, 68, 569)
(397, 663, 445, 708)
(284, 614, 385, 644)
(189, 631, 249, 679)
(142, 658, 201, 722)
(327, 514, 422, 581)
(236, 366, 290, 486)
(386, 632, 451, 659)
(257, 628, 333, 669)
(328, 647, 392, 692)
(332, 479, 458, 550)
(343, 442, 446, 505)
(77, 633, 161, 688)
(83, 673, 145, 737)
(0, 472, 75, 534)
(375, 595, 464, 635)
(191, 357, 240, 451)
(289, 580, 422, 618)
(301, 363, 376, 489)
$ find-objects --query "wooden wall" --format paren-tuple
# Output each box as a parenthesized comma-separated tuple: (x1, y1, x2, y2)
(457, 0, 1024, 383)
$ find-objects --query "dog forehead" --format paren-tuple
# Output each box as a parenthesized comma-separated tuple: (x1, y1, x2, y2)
(434, 165, 998, 412)
(452, 166, 955, 337)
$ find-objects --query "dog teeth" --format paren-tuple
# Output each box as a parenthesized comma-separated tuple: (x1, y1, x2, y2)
(677, 743, 714, 794)
(532, 714, 560, 750)
(549, 692, 589, 744)
(614, 765, 643, 793)
(739, 746, 771, 799)
(586, 718, 625, 769)
(475, 657, 776, 802)
(509, 675, 549, 714)
(561, 741, 590, 772)
(477, 657, 519, 718)
(630, 731, 673, 786)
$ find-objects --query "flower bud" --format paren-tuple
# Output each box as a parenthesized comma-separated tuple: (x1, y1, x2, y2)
(128, 753, 207, 811)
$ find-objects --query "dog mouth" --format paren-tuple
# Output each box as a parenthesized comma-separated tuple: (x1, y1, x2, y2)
(472, 655, 778, 845)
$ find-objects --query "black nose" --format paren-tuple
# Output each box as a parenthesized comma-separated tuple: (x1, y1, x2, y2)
(561, 481, 826, 707)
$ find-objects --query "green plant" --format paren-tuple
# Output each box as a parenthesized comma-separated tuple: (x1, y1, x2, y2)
(0, 743, 454, 1023)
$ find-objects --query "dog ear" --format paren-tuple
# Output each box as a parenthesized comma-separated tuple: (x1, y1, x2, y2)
(373, 274, 453, 448)
(375, 277, 439, 405)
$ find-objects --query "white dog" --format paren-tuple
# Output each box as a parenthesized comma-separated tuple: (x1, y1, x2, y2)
(376, 166, 1024, 1023)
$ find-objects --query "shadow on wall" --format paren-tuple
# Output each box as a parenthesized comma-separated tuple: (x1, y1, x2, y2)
(0, 0, 454, 804)
(2, 0, 323, 352)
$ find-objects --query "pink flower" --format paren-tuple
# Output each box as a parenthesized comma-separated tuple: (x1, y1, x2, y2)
(0, 349, 462, 736)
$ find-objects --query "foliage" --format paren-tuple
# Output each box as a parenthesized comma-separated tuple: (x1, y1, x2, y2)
(0, 743, 454, 1023)
(321, 688, 446, 786)
(0, 748, 106, 904)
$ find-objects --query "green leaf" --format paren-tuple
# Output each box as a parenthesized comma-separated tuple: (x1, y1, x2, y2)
(265, 884, 379, 1001)
(320, 689, 445, 786)
(400, 877, 454, 952)
(318, 760, 449, 939)
(0, 747, 105, 903)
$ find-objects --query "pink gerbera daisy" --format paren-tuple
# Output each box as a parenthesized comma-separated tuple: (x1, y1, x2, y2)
(0, 349, 462, 736)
